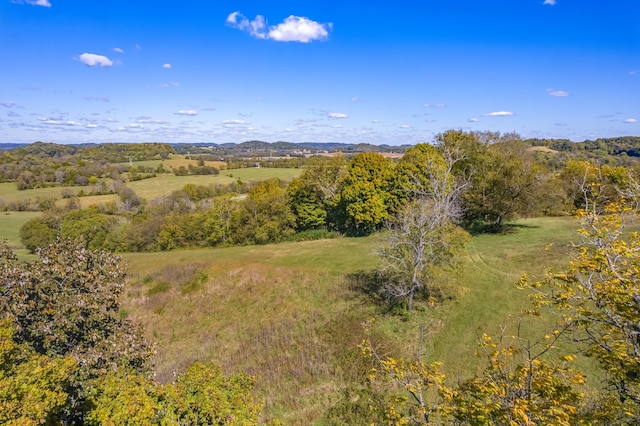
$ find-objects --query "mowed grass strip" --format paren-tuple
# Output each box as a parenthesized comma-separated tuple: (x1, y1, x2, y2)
(122, 217, 585, 424)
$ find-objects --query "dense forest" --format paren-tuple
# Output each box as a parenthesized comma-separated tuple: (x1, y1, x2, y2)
(3, 131, 640, 423)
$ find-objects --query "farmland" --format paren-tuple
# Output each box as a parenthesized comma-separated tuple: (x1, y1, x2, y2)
(2, 136, 640, 423)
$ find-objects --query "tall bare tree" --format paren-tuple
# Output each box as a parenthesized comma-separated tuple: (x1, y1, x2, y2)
(377, 144, 469, 311)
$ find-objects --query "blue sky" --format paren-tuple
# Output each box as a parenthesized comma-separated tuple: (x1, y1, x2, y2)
(1, 0, 638, 145)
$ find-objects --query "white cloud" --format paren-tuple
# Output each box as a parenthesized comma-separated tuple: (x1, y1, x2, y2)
(624, 118, 638, 124)
(468, 118, 480, 123)
(113, 47, 124, 54)
(351, 97, 359, 102)
(269, 16, 331, 42)
(79, 53, 113, 67)
(136, 116, 167, 124)
(174, 109, 197, 116)
(162, 63, 172, 69)
(12, 0, 51, 7)
(86, 124, 98, 129)
(126, 123, 144, 129)
(482, 111, 514, 117)
(424, 103, 447, 108)
(1, 101, 15, 108)
(41, 119, 83, 126)
(400, 124, 410, 129)
(226, 12, 267, 39)
(328, 112, 348, 118)
(223, 119, 249, 125)
(543, 0, 556, 5)
(547, 89, 569, 97)
(227, 11, 331, 43)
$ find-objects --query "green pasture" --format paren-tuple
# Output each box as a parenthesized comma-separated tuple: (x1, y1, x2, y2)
(120, 215, 588, 424)
(114, 155, 226, 171)
(0, 182, 66, 204)
(0, 211, 41, 257)
(127, 168, 302, 201)
(0, 167, 303, 209)
(222, 167, 302, 182)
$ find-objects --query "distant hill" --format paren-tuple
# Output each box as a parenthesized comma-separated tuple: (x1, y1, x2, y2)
(0, 143, 28, 151)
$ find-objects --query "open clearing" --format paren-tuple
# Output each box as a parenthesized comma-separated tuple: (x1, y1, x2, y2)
(0, 167, 303, 207)
(120, 215, 585, 424)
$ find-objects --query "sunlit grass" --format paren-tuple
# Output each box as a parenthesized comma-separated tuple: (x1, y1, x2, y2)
(0, 211, 41, 258)
(121, 216, 590, 424)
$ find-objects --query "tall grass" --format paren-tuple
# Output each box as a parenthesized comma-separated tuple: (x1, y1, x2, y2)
(121, 216, 586, 424)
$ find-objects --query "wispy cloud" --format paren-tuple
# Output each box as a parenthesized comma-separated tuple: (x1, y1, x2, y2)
(162, 63, 172, 69)
(40, 119, 83, 126)
(222, 119, 249, 125)
(547, 89, 569, 97)
(113, 47, 124, 54)
(84, 96, 110, 102)
(1, 101, 15, 108)
(157, 82, 180, 89)
(136, 116, 168, 124)
(400, 124, 411, 129)
(468, 118, 480, 123)
(423, 103, 447, 108)
(79, 53, 113, 67)
(482, 111, 514, 117)
(624, 118, 638, 123)
(12, 0, 51, 7)
(227, 12, 267, 39)
(328, 112, 348, 118)
(543, 0, 556, 5)
(227, 11, 332, 43)
(175, 109, 198, 116)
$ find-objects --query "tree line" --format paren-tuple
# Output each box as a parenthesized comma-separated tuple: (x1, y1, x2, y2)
(19, 130, 635, 254)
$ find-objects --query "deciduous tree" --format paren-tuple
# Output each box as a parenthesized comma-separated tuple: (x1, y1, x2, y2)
(337, 152, 397, 235)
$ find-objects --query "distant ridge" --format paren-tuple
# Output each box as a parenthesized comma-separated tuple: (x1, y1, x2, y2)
(0, 143, 28, 151)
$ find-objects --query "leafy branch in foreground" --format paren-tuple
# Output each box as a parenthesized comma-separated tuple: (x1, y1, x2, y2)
(0, 239, 265, 424)
(362, 319, 588, 425)
(526, 199, 640, 415)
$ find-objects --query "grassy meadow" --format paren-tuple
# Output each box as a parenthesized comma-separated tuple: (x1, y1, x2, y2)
(0, 166, 303, 209)
(114, 155, 226, 171)
(118, 215, 587, 424)
(0, 211, 41, 257)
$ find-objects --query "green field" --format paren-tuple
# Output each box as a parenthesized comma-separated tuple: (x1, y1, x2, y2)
(127, 168, 302, 201)
(0, 211, 41, 257)
(114, 155, 226, 171)
(118, 215, 585, 424)
(0, 167, 303, 209)
(0, 182, 67, 204)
